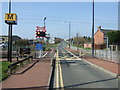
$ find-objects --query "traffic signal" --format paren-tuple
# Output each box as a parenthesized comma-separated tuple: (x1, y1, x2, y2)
(36, 31, 46, 38)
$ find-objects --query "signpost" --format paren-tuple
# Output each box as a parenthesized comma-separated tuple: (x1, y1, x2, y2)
(36, 43, 43, 50)
(5, 0, 17, 62)
(35, 17, 47, 58)
(35, 43, 43, 58)
(5, 13, 17, 25)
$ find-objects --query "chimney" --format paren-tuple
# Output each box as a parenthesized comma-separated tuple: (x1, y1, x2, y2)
(98, 26, 101, 30)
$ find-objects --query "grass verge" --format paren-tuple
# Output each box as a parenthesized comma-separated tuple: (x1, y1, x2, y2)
(0, 61, 11, 81)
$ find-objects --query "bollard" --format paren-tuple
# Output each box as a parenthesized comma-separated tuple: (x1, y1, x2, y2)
(10, 64, 12, 75)
(28, 57, 30, 63)
(17, 57, 19, 61)
(20, 62, 24, 67)
(31, 56, 33, 61)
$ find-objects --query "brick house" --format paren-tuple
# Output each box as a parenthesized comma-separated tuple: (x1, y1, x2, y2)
(94, 26, 114, 49)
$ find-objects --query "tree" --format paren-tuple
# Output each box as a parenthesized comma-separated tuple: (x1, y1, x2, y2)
(87, 36, 91, 41)
(14, 39, 30, 47)
(73, 36, 91, 45)
(54, 37, 62, 44)
(107, 31, 120, 45)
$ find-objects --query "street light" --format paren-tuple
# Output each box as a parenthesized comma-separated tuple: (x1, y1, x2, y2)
(63, 21, 71, 48)
(44, 17, 47, 27)
(69, 22, 71, 49)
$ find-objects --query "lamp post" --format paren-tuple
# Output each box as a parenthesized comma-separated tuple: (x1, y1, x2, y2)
(92, 0, 94, 57)
(69, 22, 71, 49)
(76, 32, 79, 51)
(64, 21, 71, 48)
(106, 37, 109, 49)
(44, 17, 46, 27)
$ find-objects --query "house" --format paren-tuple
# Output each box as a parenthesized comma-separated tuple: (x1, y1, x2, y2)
(94, 26, 114, 49)
(49, 37, 55, 44)
(84, 43, 92, 48)
(0, 35, 21, 44)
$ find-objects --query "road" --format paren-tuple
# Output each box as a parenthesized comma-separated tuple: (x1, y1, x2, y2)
(54, 41, 118, 88)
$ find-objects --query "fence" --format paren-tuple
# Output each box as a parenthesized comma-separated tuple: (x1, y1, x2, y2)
(70, 45, 120, 64)
(8, 56, 33, 74)
(95, 50, 120, 63)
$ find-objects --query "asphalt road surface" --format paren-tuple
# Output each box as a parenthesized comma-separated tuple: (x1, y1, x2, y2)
(54, 41, 118, 89)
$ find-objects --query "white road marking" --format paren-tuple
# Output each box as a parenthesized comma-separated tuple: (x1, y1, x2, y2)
(42, 52, 48, 58)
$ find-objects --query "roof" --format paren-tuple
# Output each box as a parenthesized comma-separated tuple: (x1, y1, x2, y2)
(100, 29, 114, 35)
(94, 28, 115, 36)
(94, 26, 118, 37)
(0, 35, 21, 39)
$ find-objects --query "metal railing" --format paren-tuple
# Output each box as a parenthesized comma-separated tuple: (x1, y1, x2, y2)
(95, 50, 120, 63)
(8, 56, 33, 74)
(70, 45, 120, 63)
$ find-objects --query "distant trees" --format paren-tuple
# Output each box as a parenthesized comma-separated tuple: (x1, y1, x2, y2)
(72, 36, 91, 45)
(14, 39, 30, 47)
(107, 31, 120, 45)
(54, 37, 62, 44)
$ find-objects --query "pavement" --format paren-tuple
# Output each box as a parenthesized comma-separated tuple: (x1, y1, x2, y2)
(66, 48, 120, 76)
(1, 51, 54, 90)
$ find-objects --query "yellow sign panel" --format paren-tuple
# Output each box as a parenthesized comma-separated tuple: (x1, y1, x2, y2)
(5, 13, 17, 21)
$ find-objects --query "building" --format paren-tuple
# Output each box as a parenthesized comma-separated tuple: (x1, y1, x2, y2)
(49, 37, 55, 44)
(0, 35, 21, 44)
(84, 43, 92, 48)
(94, 26, 114, 45)
(94, 26, 115, 49)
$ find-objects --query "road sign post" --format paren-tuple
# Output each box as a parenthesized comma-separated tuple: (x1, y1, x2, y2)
(5, 0, 17, 62)
(35, 43, 43, 58)
(5, 13, 17, 25)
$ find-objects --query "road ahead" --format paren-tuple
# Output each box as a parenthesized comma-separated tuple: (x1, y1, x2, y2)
(54, 41, 118, 88)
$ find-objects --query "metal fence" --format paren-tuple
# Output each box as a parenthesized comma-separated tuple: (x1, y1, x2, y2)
(70, 45, 120, 64)
(95, 50, 120, 63)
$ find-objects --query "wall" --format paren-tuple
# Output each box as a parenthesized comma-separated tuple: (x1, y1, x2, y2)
(84, 44, 92, 48)
(94, 30, 104, 45)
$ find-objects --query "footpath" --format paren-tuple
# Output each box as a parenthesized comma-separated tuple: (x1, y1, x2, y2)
(66, 48, 120, 76)
(1, 51, 54, 90)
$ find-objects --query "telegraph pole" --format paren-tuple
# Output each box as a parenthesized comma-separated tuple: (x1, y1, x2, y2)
(76, 32, 79, 50)
(92, 0, 95, 57)
(69, 22, 71, 49)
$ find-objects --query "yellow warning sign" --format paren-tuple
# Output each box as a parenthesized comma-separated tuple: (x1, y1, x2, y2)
(5, 13, 17, 21)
